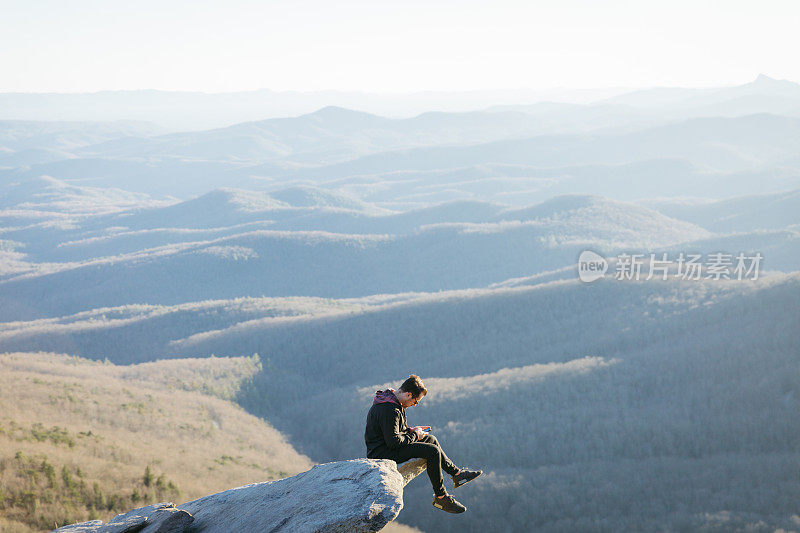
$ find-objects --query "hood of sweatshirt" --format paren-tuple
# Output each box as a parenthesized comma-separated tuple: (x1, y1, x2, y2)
(373, 388, 401, 406)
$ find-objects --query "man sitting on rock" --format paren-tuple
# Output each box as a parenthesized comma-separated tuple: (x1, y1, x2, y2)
(364, 374, 482, 514)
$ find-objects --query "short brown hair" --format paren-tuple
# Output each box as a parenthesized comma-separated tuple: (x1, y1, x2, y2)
(399, 374, 427, 399)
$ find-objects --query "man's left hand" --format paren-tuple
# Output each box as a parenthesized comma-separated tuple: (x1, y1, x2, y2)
(411, 426, 429, 439)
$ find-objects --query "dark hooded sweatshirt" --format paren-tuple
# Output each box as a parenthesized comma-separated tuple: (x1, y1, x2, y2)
(364, 388, 419, 457)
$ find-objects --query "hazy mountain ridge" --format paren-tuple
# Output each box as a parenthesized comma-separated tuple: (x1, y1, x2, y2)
(4, 85, 800, 206)
(0, 183, 388, 262)
(320, 159, 800, 209)
(276, 113, 800, 184)
(3, 181, 718, 263)
(0, 119, 163, 152)
(0, 196, 714, 320)
(0, 147, 77, 167)
(2, 76, 795, 131)
(642, 188, 800, 232)
(0, 157, 245, 198)
(73, 107, 571, 164)
(0, 87, 635, 131)
(602, 74, 800, 114)
(0, 175, 171, 217)
(0, 293, 425, 363)
(172, 273, 793, 377)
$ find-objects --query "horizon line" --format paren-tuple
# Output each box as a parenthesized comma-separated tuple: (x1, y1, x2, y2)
(0, 74, 791, 97)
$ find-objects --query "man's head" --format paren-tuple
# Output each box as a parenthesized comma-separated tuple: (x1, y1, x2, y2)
(395, 374, 428, 408)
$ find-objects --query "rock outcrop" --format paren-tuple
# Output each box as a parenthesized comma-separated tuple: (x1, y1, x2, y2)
(53, 458, 426, 533)
(54, 503, 193, 533)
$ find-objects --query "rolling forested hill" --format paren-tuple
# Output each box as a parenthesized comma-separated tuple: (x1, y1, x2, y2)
(0, 352, 311, 531)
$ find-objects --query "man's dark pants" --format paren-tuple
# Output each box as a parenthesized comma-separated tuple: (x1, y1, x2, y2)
(369, 434, 458, 496)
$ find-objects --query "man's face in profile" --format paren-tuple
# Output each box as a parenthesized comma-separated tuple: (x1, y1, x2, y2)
(398, 390, 422, 408)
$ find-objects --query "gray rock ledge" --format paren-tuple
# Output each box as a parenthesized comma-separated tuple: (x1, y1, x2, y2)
(53, 458, 417, 533)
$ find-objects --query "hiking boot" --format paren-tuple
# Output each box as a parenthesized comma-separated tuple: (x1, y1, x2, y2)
(432, 493, 467, 513)
(453, 468, 482, 488)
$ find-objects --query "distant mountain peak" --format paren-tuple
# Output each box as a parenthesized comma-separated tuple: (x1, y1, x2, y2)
(313, 105, 352, 114)
(309, 106, 377, 119)
(186, 188, 288, 212)
(269, 185, 373, 211)
(754, 73, 778, 84)
(301, 106, 391, 128)
(492, 194, 606, 222)
(747, 73, 800, 91)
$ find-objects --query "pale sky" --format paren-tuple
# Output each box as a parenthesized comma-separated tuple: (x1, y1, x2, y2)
(2, 0, 799, 93)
